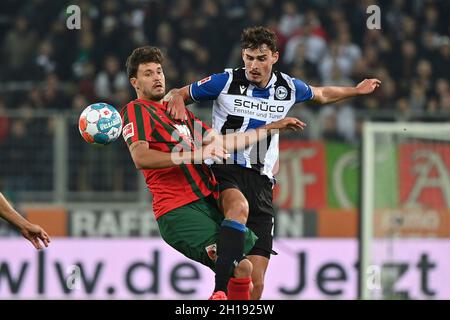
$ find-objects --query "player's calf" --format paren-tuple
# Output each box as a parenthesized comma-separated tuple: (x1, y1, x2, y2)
(251, 280, 264, 300)
(214, 219, 248, 294)
(247, 254, 270, 300)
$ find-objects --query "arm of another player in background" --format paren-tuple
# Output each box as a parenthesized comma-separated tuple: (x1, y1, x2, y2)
(128, 140, 229, 169)
(0, 193, 51, 249)
(310, 78, 381, 105)
(165, 73, 229, 120)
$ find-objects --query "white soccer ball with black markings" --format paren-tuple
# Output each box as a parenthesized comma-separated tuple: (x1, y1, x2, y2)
(78, 103, 123, 145)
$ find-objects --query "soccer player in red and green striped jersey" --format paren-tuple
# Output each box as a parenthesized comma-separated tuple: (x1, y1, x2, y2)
(121, 46, 305, 300)
(122, 96, 218, 219)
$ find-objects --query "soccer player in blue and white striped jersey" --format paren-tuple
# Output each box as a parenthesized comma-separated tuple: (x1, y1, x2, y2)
(166, 26, 380, 300)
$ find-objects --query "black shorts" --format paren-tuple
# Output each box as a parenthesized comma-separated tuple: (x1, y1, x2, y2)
(211, 164, 277, 259)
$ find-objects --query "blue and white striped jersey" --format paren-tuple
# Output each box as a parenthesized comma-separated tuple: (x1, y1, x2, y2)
(190, 67, 313, 179)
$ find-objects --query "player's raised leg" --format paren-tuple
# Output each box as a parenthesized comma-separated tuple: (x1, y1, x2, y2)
(212, 188, 249, 295)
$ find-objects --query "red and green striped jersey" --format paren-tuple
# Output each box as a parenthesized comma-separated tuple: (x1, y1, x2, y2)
(120, 99, 218, 219)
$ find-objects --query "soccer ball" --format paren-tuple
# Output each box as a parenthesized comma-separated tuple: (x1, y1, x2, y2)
(78, 103, 123, 145)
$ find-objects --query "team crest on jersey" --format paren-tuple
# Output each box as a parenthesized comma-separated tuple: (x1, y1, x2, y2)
(122, 123, 134, 141)
(275, 86, 288, 100)
(197, 76, 211, 86)
(205, 244, 217, 261)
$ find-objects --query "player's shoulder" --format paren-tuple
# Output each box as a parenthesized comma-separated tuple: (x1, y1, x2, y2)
(275, 70, 310, 90)
(272, 70, 296, 88)
(227, 67, 246, 80)
(275, 70, 295, 82)
(218, 67, 249, 88)
(120, 101, 132, 116)
(120, 100, 137, 115)
(120, 99, 155, 116)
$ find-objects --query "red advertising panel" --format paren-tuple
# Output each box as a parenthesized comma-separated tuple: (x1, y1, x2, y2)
(274, 141, 327, 210)
(399, 143, 450, 209)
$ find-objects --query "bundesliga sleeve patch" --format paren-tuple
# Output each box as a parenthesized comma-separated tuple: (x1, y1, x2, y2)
(122, 122, 135, 141)
(197, 76, 211, 86)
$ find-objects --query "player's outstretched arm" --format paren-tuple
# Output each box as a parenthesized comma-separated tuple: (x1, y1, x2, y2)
(310, 78, 381, 105)
(0, 193, 51, 249)
(208, 117, 306, 151)
(128, 140, 229, 169)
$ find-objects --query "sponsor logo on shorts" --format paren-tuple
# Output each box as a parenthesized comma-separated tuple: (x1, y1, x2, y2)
(205, 243, 217, 261)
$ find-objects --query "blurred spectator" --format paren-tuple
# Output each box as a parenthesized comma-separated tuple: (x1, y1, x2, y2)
(2, 15, 38, 81)
(336, 30, 361, 66)
(409, 81, 427, 115)
(42, 73, 69, 110)
(94, 55, 128, 101)
(0, 98, 9, 142)
(318, 107, 347, 143)
(415, 59, 434, 95)
(3, 120, 33, 190)
(434, 37, 450, 80)
(286, 41, 317, 81)
(440, 93, 450, 111)
(278, 2, 303, 37)
(319, 42, 354, 83)
(284, 22, 327, 65)
(425, 97, 439, 115)
(78, 61, 97, 102)
(396, 98, 413, 120)
(34, 40, 57, 80)
(27, 88, 45, 110)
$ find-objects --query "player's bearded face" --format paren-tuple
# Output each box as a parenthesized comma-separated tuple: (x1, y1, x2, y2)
(242, 45, 279, 87)
(136, 63, 166, 101)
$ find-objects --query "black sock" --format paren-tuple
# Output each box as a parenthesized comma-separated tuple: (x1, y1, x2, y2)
(214, 219, 246, 293)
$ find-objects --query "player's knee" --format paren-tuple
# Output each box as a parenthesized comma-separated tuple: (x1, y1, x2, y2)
(224, 200, 249, 223)
(234, 259, 253, 278)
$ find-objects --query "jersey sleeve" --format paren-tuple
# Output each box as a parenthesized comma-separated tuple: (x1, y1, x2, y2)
(189, 72, 230, 101)
(293, 78, 314, 103)
(120, 103, 153, 146)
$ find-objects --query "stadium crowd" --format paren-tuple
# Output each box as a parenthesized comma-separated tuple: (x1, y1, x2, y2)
(0, 0, 449, 192)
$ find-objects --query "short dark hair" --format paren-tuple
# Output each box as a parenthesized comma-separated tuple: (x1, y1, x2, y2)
(240, 26, 278, 52)
(126, 46, 164, 79)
